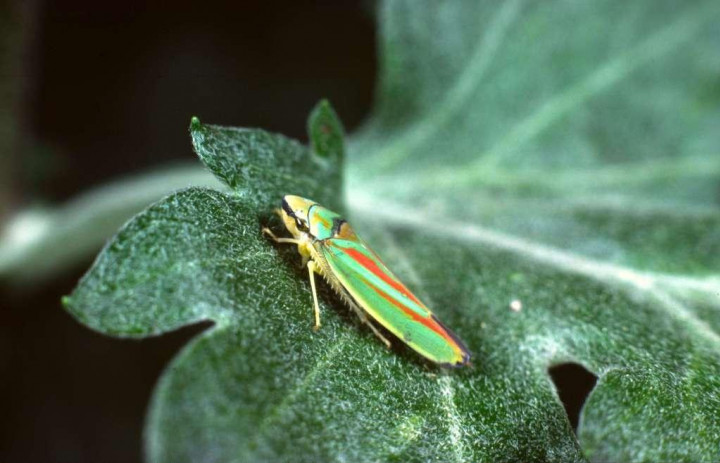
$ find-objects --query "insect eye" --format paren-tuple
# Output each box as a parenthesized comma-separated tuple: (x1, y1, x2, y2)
(295, 218, 308, 231)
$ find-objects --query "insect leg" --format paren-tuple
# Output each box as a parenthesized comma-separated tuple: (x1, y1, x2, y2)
(364, 320, 392, 349)
(343, 298, 392, 348)
(307, 261, 322, 330)
(262, 227, 301, 245)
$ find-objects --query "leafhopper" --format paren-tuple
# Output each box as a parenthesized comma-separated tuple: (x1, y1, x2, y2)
(263, 195, 471, 367)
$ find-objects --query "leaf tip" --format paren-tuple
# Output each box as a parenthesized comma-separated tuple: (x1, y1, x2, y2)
(189, 116, 207, 161)
(307, 99, 345, 161)
(315, 98, 331, 112)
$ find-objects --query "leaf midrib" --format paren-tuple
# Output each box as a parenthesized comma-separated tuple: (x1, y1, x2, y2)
(348, 194, 720, 347)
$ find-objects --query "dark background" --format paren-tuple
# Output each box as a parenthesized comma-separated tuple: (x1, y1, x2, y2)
(1, 2, 375, 462)
(0, 2, 594, 462)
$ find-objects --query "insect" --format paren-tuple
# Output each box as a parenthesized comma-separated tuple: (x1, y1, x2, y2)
(262, 195, 471, 367)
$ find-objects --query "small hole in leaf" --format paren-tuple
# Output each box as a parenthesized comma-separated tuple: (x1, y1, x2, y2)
(548, 362, 598, 432)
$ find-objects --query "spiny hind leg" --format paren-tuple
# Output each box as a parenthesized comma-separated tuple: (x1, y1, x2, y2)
(348, 303, 391, 349)
(307, 261, 322, 331)
(365, 320, 392, 349)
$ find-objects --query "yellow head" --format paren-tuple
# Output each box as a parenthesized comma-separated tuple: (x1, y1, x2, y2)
(279, 195, 316, 239)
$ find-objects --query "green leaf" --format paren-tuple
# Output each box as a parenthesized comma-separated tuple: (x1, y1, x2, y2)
(64, 2, 720, 463)
(307, 100, 346, 160)
(0, 166, 223, 280)
(189, 106, 342, 213)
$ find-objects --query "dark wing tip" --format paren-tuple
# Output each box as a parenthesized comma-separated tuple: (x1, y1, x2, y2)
(430, 314, 472, 367)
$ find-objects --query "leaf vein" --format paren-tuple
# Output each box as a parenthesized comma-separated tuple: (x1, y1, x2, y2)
(351, 196, 720, 346)
(369, 0, 523, 170)
(476, 3, 717, 171)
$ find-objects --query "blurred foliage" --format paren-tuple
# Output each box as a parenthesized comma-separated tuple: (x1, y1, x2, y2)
(0, 0, 21, 220)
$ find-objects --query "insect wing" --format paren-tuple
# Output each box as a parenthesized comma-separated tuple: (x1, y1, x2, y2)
(320, 237, 470, 366)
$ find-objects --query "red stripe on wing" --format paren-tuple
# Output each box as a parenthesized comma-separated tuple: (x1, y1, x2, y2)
(341, 246, 426, 309)
(361, 277, 467, 359)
